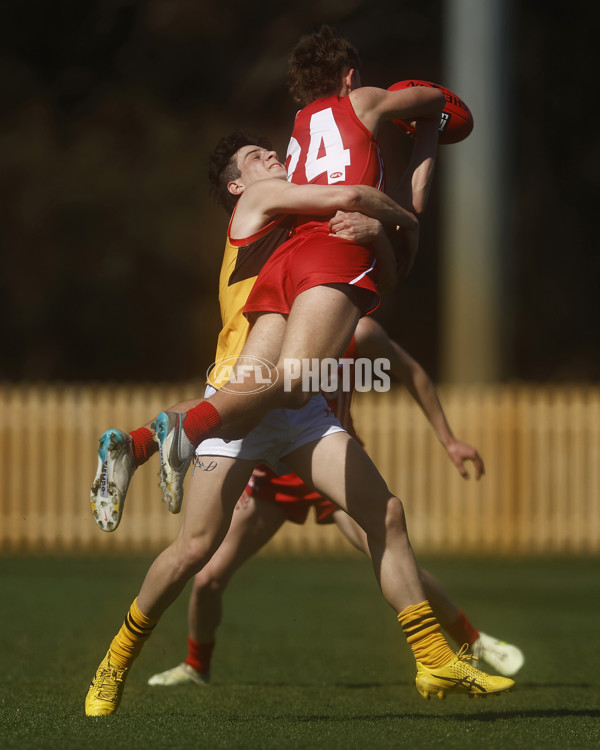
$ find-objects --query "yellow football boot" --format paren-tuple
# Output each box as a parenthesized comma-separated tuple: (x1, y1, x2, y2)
(85, 651, 129, 716)
(415, 644, 515, 700)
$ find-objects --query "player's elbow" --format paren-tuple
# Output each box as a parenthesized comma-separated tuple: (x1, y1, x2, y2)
(430, 89, 446, 111)
(410, 198, 426, 218)
(342, 186, 364, 210)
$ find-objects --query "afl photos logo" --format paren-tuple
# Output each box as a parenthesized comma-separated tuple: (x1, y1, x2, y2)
(207, 356, 279, 394)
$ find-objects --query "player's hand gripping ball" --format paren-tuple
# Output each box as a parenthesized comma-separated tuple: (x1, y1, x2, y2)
(389, 80, 473, 144)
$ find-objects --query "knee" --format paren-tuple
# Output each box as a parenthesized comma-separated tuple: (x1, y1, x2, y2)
(356, 494, 407, 542)
(172, 536, 216, 579)
(193, 567, 226, 596)
(383, 496, 408, 535)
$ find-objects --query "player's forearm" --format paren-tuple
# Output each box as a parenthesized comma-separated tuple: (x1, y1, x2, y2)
(371, 230, 398, 291)
(397, 116, 440, 217)
(389, 345, 455, 445)
(399, 223, 419, 277)
(266, 182, 409, 226)
(353, 186, 419, 230)
(268, 182, 418, 231)
(408, 372, 455, 447)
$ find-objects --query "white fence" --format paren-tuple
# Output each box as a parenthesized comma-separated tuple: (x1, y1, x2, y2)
(1, 383, 599, 555)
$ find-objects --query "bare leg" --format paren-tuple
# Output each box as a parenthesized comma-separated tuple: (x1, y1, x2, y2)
(331, 508, 371, 554)
(189, 495, 288, 643)
(332, 510, 461, 629)
(276, 285, 362, 371)
(419, 569, 460, 627)
(136, 455, 255, 618)
(193, 286, 364, 439)
(284, 432, 426, 612)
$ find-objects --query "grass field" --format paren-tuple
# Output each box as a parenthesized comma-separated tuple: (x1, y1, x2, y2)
(1, 555, 599, 750)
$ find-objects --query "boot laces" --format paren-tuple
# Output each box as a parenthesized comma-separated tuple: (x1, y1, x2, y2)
(456, 642, 479, 664)
(93, 661, 125, 700)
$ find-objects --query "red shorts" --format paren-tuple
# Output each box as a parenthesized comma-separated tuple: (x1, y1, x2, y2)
(243, 229, 379, 319)
(245, 465, 337, 525)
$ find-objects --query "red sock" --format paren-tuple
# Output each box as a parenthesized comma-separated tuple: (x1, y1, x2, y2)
(185, 636, 215, 675)
(183, 402, 222, 445)
(445, 609, 480, 647)
(128, 427, 157, 467)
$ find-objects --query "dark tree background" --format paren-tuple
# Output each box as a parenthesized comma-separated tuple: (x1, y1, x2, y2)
(0, 0, 597, 383)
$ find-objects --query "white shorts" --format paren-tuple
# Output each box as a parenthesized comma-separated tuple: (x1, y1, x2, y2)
(196, 386, 345, 475)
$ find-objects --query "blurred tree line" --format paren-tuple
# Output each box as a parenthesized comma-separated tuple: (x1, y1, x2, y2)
(0, 0, 598, 382)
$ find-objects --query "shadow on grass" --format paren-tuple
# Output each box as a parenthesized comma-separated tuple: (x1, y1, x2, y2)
(220, 679, 596, 690)
(291, 708, 600, 723)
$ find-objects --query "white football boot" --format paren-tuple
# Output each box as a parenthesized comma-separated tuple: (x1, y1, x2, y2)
(148, 663, 210, 687)
(472, 631, 524, 676)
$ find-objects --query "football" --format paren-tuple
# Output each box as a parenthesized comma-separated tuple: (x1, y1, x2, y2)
(388, 80, 474, 144)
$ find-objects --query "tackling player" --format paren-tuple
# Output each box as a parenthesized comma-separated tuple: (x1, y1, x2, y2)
(85, 132, 515, 718)
(146, 316, 524, 688)
(148, 25, 446, 511)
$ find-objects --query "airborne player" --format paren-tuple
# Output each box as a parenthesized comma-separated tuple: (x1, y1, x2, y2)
(85, 27, 516, 716)
(152, 27, 445, 501)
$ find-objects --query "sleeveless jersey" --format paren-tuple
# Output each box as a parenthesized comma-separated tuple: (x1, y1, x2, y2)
(286, 94, 384, 191)
(207, 212, 294, 388)
(244, 94, 382, 318)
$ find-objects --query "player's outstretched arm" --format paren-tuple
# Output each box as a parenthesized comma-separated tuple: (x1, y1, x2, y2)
(243, 178, 419, 231)
(354, 318, 485, 479)
(350, 85, 445, 137)
(346, 86, 442, 218)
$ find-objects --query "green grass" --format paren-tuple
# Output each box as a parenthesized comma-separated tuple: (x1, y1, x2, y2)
(1, 555, 599, 749)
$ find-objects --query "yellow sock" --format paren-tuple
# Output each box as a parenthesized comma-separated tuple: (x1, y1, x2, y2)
(397, 601, 456, 669)
(109, 598, 160, 669)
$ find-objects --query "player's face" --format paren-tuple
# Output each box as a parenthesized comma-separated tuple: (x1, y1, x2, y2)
(235, 145, 287, 186)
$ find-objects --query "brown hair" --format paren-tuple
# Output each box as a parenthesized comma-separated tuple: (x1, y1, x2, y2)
(287, 25, 361, 107)
(208, 130, 273, 213)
